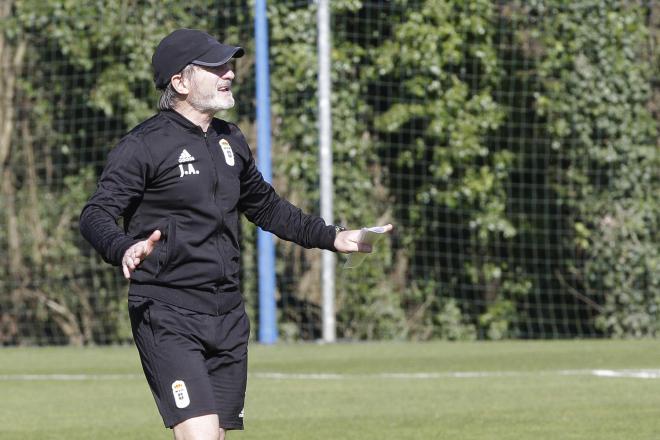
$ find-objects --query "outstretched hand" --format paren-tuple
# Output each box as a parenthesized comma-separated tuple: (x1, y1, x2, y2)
(333, 224, 393, 254)
(122, 230, 162, 279)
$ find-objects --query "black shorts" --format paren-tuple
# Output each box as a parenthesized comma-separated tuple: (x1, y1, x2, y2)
(128, 295, 249, 430)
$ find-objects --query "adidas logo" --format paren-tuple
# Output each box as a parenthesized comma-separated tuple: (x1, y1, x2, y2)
(178, 149, 195, 163)
(177, 148, 200, 177)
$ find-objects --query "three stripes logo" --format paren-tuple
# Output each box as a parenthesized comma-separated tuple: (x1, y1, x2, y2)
(178, 149, 199, 177)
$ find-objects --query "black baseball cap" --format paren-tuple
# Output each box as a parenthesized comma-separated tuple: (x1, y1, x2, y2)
(152, 28, 244, 90)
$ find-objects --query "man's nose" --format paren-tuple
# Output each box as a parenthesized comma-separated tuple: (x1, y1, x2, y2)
(223, 69, 235, 80)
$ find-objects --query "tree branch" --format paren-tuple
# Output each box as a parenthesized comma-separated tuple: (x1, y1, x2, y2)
(554, 269, 604, 313)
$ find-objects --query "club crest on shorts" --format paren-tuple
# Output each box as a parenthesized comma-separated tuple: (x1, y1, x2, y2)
(219, 139, 235, 166)
(171, 380, 190, 409)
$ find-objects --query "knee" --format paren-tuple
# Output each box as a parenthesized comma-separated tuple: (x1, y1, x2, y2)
(174, 431, 223, 440)
(173, 415, 223, 440)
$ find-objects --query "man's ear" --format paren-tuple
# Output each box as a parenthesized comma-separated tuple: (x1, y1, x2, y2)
(171, 73, 190, 95)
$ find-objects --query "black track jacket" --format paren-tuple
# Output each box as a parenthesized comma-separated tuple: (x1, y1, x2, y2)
(80, 110, 337, 314)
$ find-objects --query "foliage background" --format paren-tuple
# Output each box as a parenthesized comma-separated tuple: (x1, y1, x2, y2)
(0, 0, 657, 344)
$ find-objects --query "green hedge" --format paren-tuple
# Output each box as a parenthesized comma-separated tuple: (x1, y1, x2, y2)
(1, 0, 656, 344)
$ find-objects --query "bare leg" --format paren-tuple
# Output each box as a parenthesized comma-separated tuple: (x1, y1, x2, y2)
(173, 414, 225, 440)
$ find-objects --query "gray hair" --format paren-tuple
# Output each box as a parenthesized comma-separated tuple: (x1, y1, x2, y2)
(158, 64, 196, 111)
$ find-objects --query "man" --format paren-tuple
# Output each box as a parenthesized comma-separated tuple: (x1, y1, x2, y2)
(79, 28, 391, 440)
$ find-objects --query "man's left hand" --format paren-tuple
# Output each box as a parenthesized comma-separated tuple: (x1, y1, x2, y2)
(333, 224, 393, 254)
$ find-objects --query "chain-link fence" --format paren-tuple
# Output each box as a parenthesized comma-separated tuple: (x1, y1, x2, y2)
(1, 0, 658, 345)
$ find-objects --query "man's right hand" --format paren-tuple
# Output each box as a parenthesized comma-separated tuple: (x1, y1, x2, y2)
(122, 230, 162, 279)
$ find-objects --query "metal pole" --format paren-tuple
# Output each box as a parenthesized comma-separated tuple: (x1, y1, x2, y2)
(317, 0, 336, 343)
(255, 0, 277, 344)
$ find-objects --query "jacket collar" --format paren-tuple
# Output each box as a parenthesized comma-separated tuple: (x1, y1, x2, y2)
(160, 109, 203, 133)
(160, 110, 231, 137)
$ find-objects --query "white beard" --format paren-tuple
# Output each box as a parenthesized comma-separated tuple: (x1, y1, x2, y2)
(188, 89, 235, 114)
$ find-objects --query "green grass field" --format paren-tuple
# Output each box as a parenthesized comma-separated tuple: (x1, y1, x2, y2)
(1, 340, 659, 439)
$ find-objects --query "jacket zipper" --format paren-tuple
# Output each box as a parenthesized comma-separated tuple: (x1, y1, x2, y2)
(204, 132, 219, 201)
(202, 130, 226, 295)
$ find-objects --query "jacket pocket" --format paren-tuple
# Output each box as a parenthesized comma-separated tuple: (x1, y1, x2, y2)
(155, 217, 176, 277)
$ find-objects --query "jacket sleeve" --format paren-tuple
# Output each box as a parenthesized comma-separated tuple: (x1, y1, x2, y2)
(79, 135, 151, 266)
(235, 133, 337, 251)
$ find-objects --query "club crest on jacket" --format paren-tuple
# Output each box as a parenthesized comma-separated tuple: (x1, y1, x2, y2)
(219, 139, 235, 166)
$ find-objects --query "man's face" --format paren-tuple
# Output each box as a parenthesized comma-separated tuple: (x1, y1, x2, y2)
(187, 64, 236, 113)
